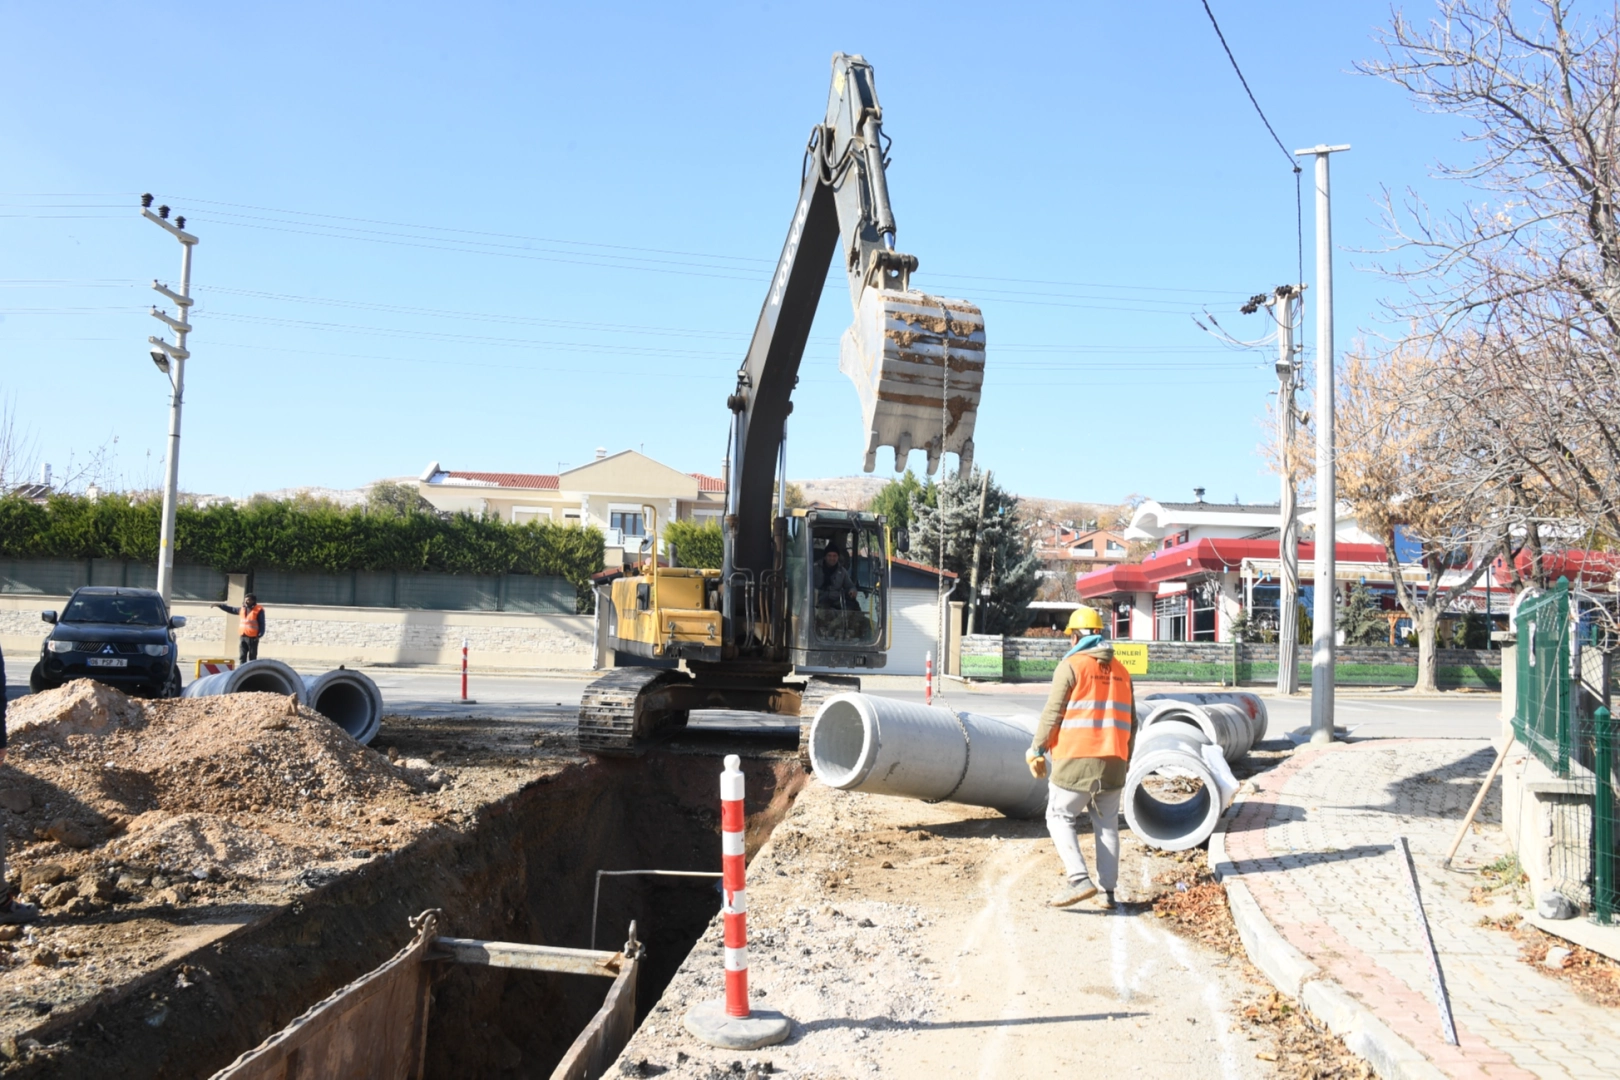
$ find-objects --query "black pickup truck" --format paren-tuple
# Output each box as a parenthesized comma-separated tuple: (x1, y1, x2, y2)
(30, 586, 185, 698)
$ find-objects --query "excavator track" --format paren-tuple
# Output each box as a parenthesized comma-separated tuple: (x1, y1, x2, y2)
(797, 674, 862, 770)
(577, 667, 691, 756)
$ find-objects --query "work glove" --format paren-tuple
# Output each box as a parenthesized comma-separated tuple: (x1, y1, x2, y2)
(1025, 749, 1047, 780)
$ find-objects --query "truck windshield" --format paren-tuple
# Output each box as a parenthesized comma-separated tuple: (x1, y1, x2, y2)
(61, 594, 167, 626)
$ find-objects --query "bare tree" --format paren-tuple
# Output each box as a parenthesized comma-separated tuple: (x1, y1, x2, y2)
(1338, 351, 1497, 691)
(1362, 0, 1620, 545)
(0, 394, 40, 494)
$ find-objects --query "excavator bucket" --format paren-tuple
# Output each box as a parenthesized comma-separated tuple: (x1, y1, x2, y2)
(839, 288, 986, 477)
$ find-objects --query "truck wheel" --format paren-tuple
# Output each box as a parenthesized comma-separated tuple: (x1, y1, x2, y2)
(161, 667, 183, 699)
(28, 663, 53, 694)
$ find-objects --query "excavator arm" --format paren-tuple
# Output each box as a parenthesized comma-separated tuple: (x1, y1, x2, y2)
(724, 52, 986, 594)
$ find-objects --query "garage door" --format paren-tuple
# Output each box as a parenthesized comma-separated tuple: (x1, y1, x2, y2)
(884, 588, 943, 675)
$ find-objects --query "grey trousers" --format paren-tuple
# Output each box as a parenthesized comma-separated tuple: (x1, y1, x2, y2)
(1046, 781, 1122, 890)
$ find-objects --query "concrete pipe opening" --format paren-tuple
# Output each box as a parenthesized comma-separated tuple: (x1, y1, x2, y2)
(234, 668, 300, 695)
(302, 669, 383, 745)
(1126, 765, 1220, 852)
(182, 658, 304, 702)
(808, 697, 872, 788)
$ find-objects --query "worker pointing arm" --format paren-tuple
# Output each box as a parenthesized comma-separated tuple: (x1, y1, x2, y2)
(1025, 606, 1136, 911)
(215, 593, 266, 664)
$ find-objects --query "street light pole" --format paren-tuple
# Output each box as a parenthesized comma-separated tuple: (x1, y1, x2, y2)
(1294, 145, 1349, 744)
(141, 195, 198, 603)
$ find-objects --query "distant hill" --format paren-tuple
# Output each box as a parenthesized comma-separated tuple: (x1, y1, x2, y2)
(794, 475, 890, 509)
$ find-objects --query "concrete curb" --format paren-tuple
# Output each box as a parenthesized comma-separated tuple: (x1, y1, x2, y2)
(1209, 792, 1447, 1080)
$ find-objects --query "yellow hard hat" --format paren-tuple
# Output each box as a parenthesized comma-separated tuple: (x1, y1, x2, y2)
(1065, 606, 1104, 633)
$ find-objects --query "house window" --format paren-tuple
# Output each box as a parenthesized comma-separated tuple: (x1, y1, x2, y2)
(1154, 595, 1186, 641)
(1106, 540, 1125, 554)
(1072, 541, 1095, 556)
(513, 506, 552, 525)
(610, 511, 645, 537)
(1190, 580, 1219, 642)
(1115, 602, 1132, 640)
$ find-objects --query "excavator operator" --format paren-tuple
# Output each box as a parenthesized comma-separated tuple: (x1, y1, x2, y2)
(814, 542, 870, 641)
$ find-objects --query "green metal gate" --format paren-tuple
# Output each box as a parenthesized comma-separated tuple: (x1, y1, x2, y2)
(1512, 578, 1572, 775)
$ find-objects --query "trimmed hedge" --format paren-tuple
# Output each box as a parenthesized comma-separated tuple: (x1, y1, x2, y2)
(664, 519, 723, 569)
(0, 494, 605, 603)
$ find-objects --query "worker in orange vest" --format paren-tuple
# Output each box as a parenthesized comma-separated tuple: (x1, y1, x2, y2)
(215, 593, 267, 664)
(1026, 605, 1136, 909)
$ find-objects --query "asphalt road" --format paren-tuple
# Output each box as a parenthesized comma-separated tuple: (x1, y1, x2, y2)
(4, 666, 1504, 742)
(355, 669, 1504, 742)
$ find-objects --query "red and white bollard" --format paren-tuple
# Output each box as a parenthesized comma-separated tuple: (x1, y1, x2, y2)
(925, 650, 934, 705)
(456, 638, 477, 705)
(720, 754, 750, 1016)
(684, 754, 791, 1049)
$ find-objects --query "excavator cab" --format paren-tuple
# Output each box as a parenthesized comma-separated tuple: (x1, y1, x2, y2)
(784, 510, 889, 668)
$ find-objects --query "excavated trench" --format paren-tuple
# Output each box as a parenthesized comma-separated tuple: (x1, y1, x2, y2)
(9, 747, 805, 1080)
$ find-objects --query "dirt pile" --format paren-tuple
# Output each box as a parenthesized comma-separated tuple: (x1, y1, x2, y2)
(2, 681, 437, 905)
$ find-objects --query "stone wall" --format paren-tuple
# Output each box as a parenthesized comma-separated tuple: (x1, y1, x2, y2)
(0, 595, 595, 674)
(958, 634, 1502, 689)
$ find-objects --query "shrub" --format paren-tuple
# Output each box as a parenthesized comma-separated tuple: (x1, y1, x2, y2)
(0, 493, 605, 608)
(664, 519, 723, 569)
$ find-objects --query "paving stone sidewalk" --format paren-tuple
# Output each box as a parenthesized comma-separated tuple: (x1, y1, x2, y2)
(1224, 739, 1620, 1079)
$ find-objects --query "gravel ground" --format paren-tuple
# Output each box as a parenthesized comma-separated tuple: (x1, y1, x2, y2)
(613, 778, 1291, 1080)
(0, 682, 578, 1056)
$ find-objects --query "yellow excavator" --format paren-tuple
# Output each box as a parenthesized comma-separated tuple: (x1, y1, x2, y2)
(578, 54, 986, 754)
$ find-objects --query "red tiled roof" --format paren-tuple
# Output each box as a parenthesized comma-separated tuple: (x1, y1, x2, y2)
(892, 556, 958, 580)
(443, 471, 559, 490)
(690, 473, 725, 493)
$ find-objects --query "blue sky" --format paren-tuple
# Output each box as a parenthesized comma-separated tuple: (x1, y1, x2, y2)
(1, 1, 1464, 505)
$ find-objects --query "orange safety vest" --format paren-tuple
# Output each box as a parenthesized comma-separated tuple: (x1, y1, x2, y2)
(239, 605, 264, 638)
(1048, 651, 1134, 761)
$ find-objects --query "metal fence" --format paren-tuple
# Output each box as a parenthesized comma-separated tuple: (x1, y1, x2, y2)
(1513, 579, 1573, 774)
(1512, 577, 1619, 923)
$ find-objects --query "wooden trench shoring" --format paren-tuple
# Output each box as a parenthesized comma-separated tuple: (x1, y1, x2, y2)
(210, 910, 643, 1080)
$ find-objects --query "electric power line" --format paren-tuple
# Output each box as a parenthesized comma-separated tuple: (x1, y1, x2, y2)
(1198, 0, 1306, 290)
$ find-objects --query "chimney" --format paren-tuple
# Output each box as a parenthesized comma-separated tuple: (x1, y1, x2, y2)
(1193, 486, 1205, 503)
(595, 447, 607, 460)
(40, 463, 51, 487)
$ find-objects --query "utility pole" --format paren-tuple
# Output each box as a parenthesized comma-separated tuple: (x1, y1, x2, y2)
(1257, 285, 1305, 693)
(965, 469, 991, 635)
(1295, 144, 1350, 744)
(141, 194, 198, 604)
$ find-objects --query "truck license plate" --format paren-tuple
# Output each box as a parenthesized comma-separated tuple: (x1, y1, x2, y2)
(87, 657, 127, 668)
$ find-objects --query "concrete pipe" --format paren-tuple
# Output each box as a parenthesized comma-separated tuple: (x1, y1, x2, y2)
(1123, 692, 1265, 852)
(182, 658, 306, 701)
(302, 668, 383, 745)
(1135, 692, 1267, 762)
(809, 693, 1047, 819)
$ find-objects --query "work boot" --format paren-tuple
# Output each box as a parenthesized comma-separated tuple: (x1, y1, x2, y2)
(0, 897, 39, 925)
(1049, 877, 1099, 908)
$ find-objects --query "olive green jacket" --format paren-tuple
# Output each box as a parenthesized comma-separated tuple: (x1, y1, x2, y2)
(1030, 640, 1134, 794)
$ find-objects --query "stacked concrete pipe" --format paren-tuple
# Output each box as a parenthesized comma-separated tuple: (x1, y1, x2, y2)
(183, 660, 383, 745)
(183, 658, 305, 701)
(807, 693, 1047, 819)
(301, 668, 384, 745)
(1124, 692, 1267, 851)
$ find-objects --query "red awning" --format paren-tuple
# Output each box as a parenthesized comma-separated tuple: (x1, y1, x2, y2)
(1075, 537, 1388, 599)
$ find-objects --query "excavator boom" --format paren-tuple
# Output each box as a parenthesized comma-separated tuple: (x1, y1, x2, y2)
(578, 54, 985, 755)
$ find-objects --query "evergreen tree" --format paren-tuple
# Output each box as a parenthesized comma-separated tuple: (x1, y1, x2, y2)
(906, 468, 1040, 635)
(868, 469, 924, 531)
(1341, 582, 1388, 646)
